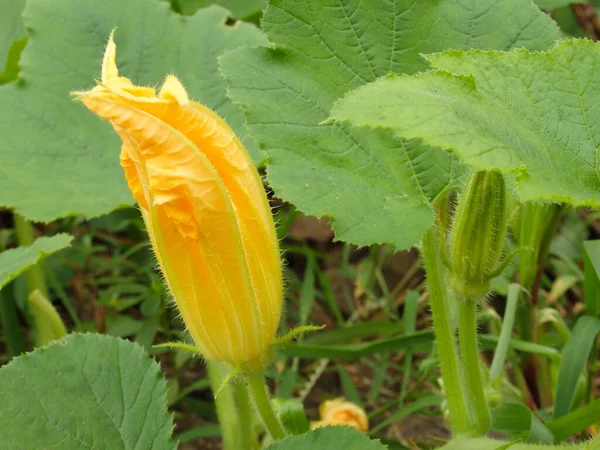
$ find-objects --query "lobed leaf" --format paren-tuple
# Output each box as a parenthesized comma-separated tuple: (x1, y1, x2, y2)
(221, 0, 561, 249)
(331, 40, 600, 208)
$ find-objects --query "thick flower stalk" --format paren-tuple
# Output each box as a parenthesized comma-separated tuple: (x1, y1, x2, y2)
(74, 35, 282, 371)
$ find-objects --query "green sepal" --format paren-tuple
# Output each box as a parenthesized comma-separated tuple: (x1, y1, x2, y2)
(274, 325, 326, 347)
(153, 341, 202, 355)
(449, 169, 508, 299)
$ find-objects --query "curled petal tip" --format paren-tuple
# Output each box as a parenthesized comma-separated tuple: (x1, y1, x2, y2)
(160, 75, 189, 105)
(102, 30, 119, 84)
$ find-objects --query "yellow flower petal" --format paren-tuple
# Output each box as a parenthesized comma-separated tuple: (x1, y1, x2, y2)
(74, 34, 282, 369)
(317, 398, 369, 432)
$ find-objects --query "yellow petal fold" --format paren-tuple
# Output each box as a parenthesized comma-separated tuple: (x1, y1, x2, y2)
(310, 398, 369, 432)
(74, 34, 282, 369)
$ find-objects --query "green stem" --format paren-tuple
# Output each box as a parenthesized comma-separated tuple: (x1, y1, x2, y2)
(489, 283, 521, 382)
(236, 382, 259, 450)
(516, 202, 564, 408)
(13, 215, 48, 297)
(207, 362, 241, 450)
(246, 373, 287, 441)
(0, 286, 25, 359)
(421, 227, 472, 436)
(458, 298, 490, 435)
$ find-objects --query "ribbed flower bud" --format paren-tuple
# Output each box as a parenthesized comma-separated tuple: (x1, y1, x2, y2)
(449, 169, 507, 299)
(74, 35, 282, 371)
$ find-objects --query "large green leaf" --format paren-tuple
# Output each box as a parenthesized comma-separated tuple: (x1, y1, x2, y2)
(0, 333, 175, 449)
(0, 0, 267, 222)
(0, 0, 26, 69)
(331, 40, 600, 208)
(220, 0, 561, 249)
(265, 426, 386, 450)
(0, 234, 73, 290)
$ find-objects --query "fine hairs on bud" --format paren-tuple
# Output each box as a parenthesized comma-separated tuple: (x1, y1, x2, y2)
(448, 169, 508, 300)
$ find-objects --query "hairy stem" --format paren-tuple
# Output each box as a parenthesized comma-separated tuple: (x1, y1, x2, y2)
(13, 215, 48, 297)
(207, 362, 241, 450)
(236, 381, 259, 450)
(458, 299, 490, 435)
(422, 226, 473, 435)
(246, 373, 287, 441)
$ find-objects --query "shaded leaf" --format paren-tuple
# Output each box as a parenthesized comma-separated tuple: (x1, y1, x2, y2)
(491, 403, 553, 444)
(275, 398, 310, 435)
(172, 0, 265, 18)
(535, 0, 575, 9)
(0, 234, 72, 290)
(0, 0, 267, 222)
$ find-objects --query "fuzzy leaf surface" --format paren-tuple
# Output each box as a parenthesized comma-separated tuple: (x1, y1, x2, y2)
(0, 333, 175, 449)
(221, 0, 561, 249)
(331, 40, 600, 207)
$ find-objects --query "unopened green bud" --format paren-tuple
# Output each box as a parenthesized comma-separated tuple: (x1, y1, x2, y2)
(449, 169, 507, 299)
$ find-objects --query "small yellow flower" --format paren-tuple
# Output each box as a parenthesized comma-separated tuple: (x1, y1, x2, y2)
(74, 33, 282, 370)
(310, 398, 368, 432)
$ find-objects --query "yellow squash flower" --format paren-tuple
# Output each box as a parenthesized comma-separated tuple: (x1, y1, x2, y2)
(74, 34, 282, 370)
(310, 398, 369, 432)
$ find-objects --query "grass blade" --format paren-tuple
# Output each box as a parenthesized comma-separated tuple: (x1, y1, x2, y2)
(553, 315, 600, 418)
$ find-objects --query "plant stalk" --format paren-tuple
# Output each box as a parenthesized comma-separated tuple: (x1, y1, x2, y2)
(421, 226, 473, 435)
(246, 373, 287, 441)
(207, 362, 241, 450)
(13, 215, 48, 297)
(516, 202, 564, 407)
(458, 298, 490, 435)
(236, 381, 259, 450)
(489, 283, 520, 383)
